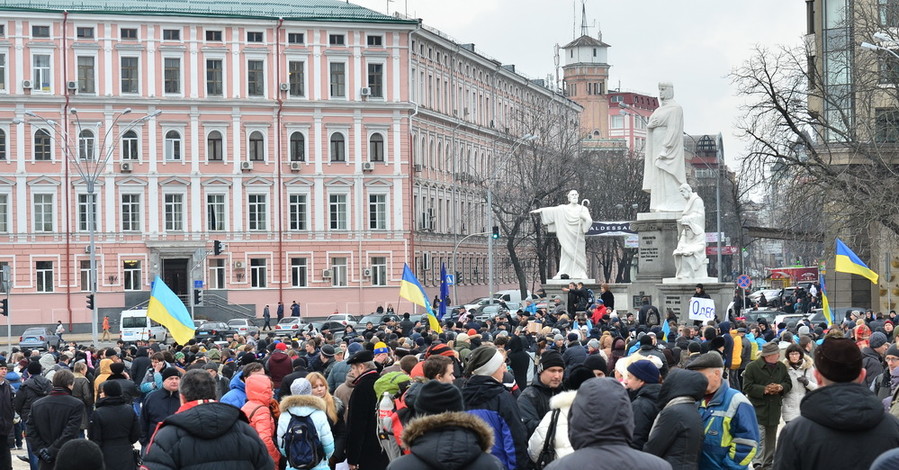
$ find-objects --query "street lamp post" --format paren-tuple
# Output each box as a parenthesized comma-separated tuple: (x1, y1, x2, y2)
(451, 231, 489, 307)
(17, 108, 161, 345)
(487, 134, 537, 306)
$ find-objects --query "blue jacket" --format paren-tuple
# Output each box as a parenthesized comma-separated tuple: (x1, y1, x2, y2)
(220, 371, 247, 409)
(697, 381, 759, 470)
(462, 375, 528, 470)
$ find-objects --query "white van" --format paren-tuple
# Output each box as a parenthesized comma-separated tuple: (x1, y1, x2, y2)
(493, 289, 537, 311)
(120, 309, 168, 343)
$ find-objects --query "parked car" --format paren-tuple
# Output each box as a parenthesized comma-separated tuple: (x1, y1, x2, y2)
(739, 309, 783, 325)
(274, 317, 306, 336)
(310, 321, 348, 333)
(194, 321, 237, 342)
(227, 318, 259, 336)
(19, 327, 60, 351)
(356, 313, 401, 326)
(325, 314, 358, 327)
(774, 313, 809, 327)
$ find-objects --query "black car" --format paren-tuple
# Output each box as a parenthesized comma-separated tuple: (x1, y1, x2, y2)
(194, 321, 237, 342)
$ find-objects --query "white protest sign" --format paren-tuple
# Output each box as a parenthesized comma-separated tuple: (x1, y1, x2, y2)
(688, 297, 717, 322)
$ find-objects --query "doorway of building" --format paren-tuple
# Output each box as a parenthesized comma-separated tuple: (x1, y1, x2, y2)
(161, 258, 189, 299)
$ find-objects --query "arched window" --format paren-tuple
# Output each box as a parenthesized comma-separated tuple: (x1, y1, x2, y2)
(164, 130, 182, 161)
(289, 132, 305, 162)
(330, 133, 345, 162)
(369, 133, 384, 162)
(121, 130, 139, 160)
(34, 129, 52, 161)
(207, 131, 223, 161)
(78, 129, 95, 161)
(248, 131, 264, 161)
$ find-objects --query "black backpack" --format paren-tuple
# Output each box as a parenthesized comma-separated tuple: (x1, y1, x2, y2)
(646, 307, 660, 327)
(281, 412, 325, 469)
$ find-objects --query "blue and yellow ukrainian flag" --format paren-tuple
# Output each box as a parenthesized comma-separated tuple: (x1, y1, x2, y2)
(399, 264, 442, 333)
(835, 239, 879, 283)
(820, 273, 833, 326)
(147, 275, 196, 345)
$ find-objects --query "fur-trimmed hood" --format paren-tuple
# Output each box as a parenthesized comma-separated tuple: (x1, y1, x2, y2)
(279, 394, 326, 413)
(549, 390, 577, 410)
(398, 411, 496, 470)
(782, 353, 813, 371)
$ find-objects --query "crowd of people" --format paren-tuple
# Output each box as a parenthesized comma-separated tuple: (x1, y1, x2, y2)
(2, 288, 899, 470)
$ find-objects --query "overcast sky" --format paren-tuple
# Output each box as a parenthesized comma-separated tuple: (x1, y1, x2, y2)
(353, 0, 807, 166)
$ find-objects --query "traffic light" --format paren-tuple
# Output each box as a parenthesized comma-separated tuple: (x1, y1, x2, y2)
(213, 240, 224, 256)
(492, 226, 500, 239)
(193, 289, 203, 306)
(86, 294, 94, 310)
(0, 298, 7, 316)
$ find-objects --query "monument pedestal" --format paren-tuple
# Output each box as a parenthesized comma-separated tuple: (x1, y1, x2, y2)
(631, 212, 680, 281)
(658, 282, 733, 324)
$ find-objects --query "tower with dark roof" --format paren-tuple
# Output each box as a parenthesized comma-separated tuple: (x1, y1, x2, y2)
(560, 3, 611, 140)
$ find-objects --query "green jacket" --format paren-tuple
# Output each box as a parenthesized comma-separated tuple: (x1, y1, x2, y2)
(742, 357, 792, 426)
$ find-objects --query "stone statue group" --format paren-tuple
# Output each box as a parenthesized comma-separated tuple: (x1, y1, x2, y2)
(532, 82, 709, 281)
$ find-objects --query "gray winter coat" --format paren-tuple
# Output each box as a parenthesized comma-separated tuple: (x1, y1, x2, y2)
(545, 378, 671, 470)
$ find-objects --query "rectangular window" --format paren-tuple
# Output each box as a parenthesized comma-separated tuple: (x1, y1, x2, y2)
(36, 261, 53, 292)
(32, 25, 50, 38)
(121, 57, 139, 93)
(33, 54, 51, 92)
(123, 260, 141, 291)
(248, 60, 264, 96)
(77, 194, 97, 232)
(79, 260, 91, 292)
(289, 194, 308, 231)
(0, 25, 5, 37)
(877, 108, 899, 142)
(164, 194, 184, 231)
(0, 54, 5, 90)
(288, 33, 304, 44)
(331, 257, 347, 287)
(164, 58, 181, 94)
(329, 194, 347, 230)
(205, 30, 222, 41)
(371, 256, 387, 286)
(367, 63, 383, 98)
(329, 34, 345, 45)
(76, 27, 94, 39)
(120, 28, 138, 40)
(207, 194, 225, 231)
(248, 194, 267, 231)
(209, 259, 225, 289)
(0, 194, 7, 232)
(122, 132, 139, 160)
(611, 115, 624, 129)
(33, 194, 53, 232)
(77, 56, 95, 93)
(206, 59, 223, 96)
(250, 258, 267, 287)
(288, 61, 305, 97)
(369, 194, 387, 230)
(290, 258, 307, 287)
(163, 29, 180, 40)
(367, 35, 383, 46)
(329, 62, 345, 97)
(121, 194, 141, 231)
(247, 31, 263, 43)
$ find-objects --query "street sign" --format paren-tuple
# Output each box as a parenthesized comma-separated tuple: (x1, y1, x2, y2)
(194, 280, 204, 288)
(445, 274, 455, 286)
(688, 297, 717, 322)
(736, 274, 751, 289)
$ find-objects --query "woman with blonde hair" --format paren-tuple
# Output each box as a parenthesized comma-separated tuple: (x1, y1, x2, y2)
(306, 372, 346, 469)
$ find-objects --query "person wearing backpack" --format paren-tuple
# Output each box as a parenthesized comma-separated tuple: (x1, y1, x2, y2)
(278, 378, 334, 470)
(242, 374, 281, 468)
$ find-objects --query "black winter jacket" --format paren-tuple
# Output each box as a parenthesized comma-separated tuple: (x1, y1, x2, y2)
(545, 377, 670, 470)
(561, 344, 587, 370)
(139, 388, 181, 446)
(0, 380, 13, 437)
(507, 336, 532, 391)
(106, 374, 140, 404)
(25, 388, 84, 470)
(861, 347, 884, 389)
(141, 401, 272, 470)
(630, 382, 661, 450)
(14, 375, 51, 422)
(643, 369, 707, 470)
(345, 368, 389, 469)
(517, 379, 561, 437)
(89, 395, 140, 470)
(774, 382, 899, 470)
(463, 375, 529, 470)
(131, 348, 152, 387)
(387, 412, 504, 470)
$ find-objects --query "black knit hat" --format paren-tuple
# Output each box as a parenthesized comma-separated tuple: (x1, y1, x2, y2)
(540, 350, 565, 371)
(627, 360, 660, 384)
(101, 380, 122, 397)
(414, 380, 464, 416)
(27, 361, 42, 376)
(161, 367, 182, 381)
(815, 337, 862, 383)
(564, 365, 596, 390)
(110, 362, 126, 375)
(583, 355, 607, 376)
(54, 439, 105, 470)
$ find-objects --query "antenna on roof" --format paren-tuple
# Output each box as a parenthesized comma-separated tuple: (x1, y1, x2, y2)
(580, 0, 588, 37)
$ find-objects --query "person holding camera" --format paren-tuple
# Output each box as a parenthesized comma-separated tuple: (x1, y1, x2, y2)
(25, 369, 84, 470)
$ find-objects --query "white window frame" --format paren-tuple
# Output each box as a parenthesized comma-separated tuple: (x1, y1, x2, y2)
(164, 130, 183, 161)
(120, 193, 142, 232)
(288, 131, 306, 162)
(370, 256, 387, 286)
(120, 55, 140, 94)
(163, 192, 185, 232)
(78, 129, 96, 161)
(33, 128, 53, 161)
(35, 260, 54, 292)
(328, 192, 348, 230)
(0, 192, 9, 233)
(208, 258, 225, 289)
(287, 59, 306, 98)
(0, 52, 6, 92)
(76, 193, 97, 232)
(329, 131, 346, 162)
(250, 258, 267, 287)
(366, 60, 385, 98)
(163, 56, 182, 96)
(288, 193, 309, 231)
(331, 256, 348, 287)
(368, 192, 388, 230)
(329, 61, 346, 99)
(76, 55, 96, 94)
(123, 259, 142, 291)
(205, 56, 225, 97)
(206, 193, 227, 231)
(32, 193, 55, 232)
(247, 130, 266, 162)
(206, 129, 225, 162)
(247, 58, 266, 98)
(290, 257, 308, 287)
(368, 131, 386, 162)
(32, 52, 52, 93)
(121, 129, 140, 161)
(247, 193, 268, 231)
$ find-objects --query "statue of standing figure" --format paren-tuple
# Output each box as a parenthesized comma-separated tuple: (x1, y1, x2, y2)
(673, 183, 709, 279)
(643, 82, 687, 213)
(531, 190, 593, 279)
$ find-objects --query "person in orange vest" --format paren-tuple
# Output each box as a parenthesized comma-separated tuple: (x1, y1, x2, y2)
(101, 316, 110, 341)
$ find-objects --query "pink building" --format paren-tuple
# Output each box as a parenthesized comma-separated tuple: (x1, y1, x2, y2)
(607, 91, 658, 153)
(0, 1, 577, 331)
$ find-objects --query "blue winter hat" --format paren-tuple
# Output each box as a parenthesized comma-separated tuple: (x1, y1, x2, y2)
(347, 342, 363, 355)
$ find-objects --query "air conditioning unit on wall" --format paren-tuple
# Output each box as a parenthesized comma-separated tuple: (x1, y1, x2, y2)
(233, 261, 245, 269)
(322, 269, 333, 279)
(360, 87, 371, 96)
(362, 162, 374, 172)
(67, 81, 78, 90)
(362, 268, 372, 277)
(119, 162, 133, 172)
(289, 161, 302, 172)
(240, 161, 253, 171)
(21, 80, 33, 89)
